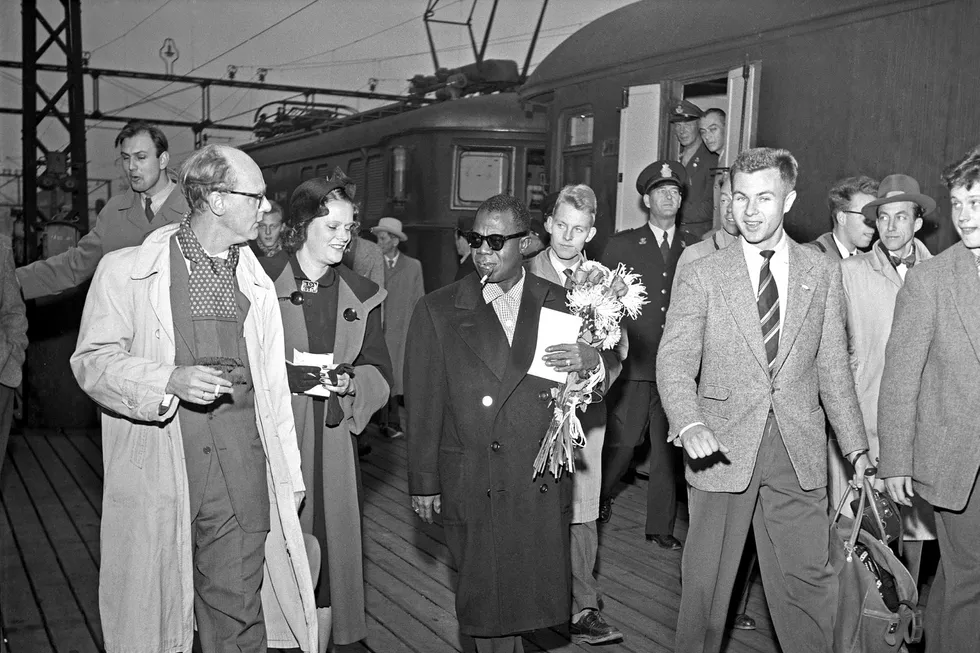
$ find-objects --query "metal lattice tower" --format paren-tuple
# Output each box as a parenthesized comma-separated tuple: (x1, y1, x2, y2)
(21, 0, 89, 242)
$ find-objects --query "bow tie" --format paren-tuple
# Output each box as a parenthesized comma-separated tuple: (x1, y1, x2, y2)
(889, 252, 915, 269)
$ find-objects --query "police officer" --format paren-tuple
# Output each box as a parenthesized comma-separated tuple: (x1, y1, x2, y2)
(671, 99, 719, 239)
(598, 161, 698, 549)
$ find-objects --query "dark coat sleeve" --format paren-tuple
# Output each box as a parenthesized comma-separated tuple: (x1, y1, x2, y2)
(404, 297, 447, 496)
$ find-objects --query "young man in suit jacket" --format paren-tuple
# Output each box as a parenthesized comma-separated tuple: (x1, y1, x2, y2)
(878, 151, 980, 653)
(405, 194, 608, 653)
(805, 175, 879, 261)
(525, 184, 626, 645)
(658, 147, 870, 653)
(598, 159, 699, 549)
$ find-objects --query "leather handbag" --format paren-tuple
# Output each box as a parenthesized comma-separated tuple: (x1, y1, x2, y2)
(831, 470, 923, 653)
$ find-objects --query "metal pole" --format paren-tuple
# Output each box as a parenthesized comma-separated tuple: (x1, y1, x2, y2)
(67, 0, 88, 231)
(476, 0, 500, 66)
(21, 0, 37, 265)
(521, 0, 549, 81)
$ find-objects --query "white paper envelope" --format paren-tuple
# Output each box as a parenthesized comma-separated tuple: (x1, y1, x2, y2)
(293, 349, 335, 397)
(527, 308, 583, 383)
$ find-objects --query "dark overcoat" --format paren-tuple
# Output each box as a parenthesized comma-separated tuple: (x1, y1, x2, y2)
(405, 272, 573, 637)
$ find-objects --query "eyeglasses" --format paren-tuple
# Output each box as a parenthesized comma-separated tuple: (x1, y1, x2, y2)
(224, 189, 266, 203)
(460, 230, 528, 251)
(842, 210, 877, 228)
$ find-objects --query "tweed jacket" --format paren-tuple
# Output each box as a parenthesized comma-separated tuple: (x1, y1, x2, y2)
(17, 182, 189, 299)
(524, 249, 627, 522)
(657, 236, 868, 493)
(673, 228, 738, 293)
(877, 242, 980, 510)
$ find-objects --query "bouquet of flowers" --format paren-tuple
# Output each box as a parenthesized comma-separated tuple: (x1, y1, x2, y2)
(532, 261, 647, 479)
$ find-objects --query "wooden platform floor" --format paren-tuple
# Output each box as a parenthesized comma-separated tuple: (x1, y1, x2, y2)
(1, 429, 781, 653)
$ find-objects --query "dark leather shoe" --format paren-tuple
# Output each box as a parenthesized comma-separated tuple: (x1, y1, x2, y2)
(569, 609, 624, 645)
(647, 533, 683, 550)
(597, 498, 612, 524)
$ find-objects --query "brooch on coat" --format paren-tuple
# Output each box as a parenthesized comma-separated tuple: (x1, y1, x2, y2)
(638, 237, 647, 245)
(343, 308, 359, 322)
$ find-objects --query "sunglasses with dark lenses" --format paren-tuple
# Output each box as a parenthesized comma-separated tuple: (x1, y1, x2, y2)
(460, 230, 528, 251)
(842, 210, 877, 228)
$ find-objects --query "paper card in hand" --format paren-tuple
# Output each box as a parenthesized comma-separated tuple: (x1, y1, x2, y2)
(528, 307, 583, 383)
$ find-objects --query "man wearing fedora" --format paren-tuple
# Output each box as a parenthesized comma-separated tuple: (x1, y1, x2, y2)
(670, 99, 719, 239)
(836, 175, 936, 575)
(372, 217, 424, 439)
(598, 160, 698, 549)
(878, 150, 980, 653)
(808, 176, 880, 260)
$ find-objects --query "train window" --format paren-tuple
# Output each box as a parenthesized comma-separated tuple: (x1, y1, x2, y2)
(453, 147, 512, 208)
(526, 148, 546, 214)
(564, 112, 594, 148)
(389, 146, 409, 203)
(364, 155, 385, 221)
(561, 107, 594, 187)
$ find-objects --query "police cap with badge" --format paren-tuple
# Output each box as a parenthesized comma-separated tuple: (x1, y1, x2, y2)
(668, 98, 705, 123)
(636, 160, 688, 196)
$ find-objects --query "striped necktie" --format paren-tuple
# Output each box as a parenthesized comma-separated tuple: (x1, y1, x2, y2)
(562, 268, 573, 289)
(757, 250, 779, 375)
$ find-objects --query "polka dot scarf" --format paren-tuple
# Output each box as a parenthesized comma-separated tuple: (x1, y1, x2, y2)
(175, 217, 240, 320)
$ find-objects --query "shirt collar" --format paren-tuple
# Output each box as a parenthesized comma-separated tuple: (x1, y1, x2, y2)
(831, 232, 854, 258)
(385, 251, 400, 266)
(548, 247, 582, 273)
(741, 230, 788, 262)
(483, 268, 525, 304)
(142, 177, 175, 206)
(647, 222, 676, 243)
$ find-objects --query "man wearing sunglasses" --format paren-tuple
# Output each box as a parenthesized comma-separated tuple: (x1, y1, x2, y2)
(808, 175, 879, 260)
(406, 194, 612, 653)
(17, 120, 190, 299)
(71, 145, 316, 653)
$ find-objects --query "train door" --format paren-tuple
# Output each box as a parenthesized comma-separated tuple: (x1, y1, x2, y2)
(615, 83, 663, 232)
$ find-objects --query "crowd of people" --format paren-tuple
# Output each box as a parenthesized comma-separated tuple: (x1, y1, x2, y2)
(1, 113, 978, 653)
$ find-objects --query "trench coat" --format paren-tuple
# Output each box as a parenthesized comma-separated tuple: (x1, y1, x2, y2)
(70, 224, 317, 653)
(835, 240, 936, 538)
(273, 262, 391, 645)
(17, 182, 189, 299)
(383, 252, 424, 395)
(405, 272, 579, 636)
(524, 249, 626, 522)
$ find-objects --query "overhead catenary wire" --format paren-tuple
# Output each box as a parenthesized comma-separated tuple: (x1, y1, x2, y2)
(88, 0, 179, 55)
(93, 0, 323, 124)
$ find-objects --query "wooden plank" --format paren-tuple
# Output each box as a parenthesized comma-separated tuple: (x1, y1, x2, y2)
(1, 439, 101, 653)
(0, 485, 53, 653)
(42, 433, 103, 515)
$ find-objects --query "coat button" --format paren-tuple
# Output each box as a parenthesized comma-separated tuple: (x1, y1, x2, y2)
(154, 329, 161, 338)
(661, 289, 667, 295)
(487, 488, 491, 497)
(482, 395, 493, 407)
(491, 441, 501, 451)
(203, 446, 212, 454)
(538, 390, 550, 402)
(539, 484, 549, 493)
(662, 271, 668, 277)
(661, 306, 666, 312)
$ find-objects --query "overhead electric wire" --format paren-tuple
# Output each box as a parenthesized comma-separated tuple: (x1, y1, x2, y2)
(95, 0, 322, 123)
(89, 0, 178, 55)
(266, 0, 467, 70)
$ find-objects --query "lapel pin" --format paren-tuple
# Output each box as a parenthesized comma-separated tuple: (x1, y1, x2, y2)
(343, 308, 359, 322)
(802, 284, 811, 290)
(638, 237, 647, 245)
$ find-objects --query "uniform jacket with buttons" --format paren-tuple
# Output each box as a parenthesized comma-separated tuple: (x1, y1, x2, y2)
(17, 182, 189, 299)
(679, 141, 719, 231)
(70, 224, 317, 653)
(601, 224, 698, 381)
(657, 236, 867, 493)
(405, 272, 575, 637)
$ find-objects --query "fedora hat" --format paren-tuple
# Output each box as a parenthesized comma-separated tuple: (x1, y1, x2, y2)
(371, 217, 407, 242)
(861, 174, 936, 221)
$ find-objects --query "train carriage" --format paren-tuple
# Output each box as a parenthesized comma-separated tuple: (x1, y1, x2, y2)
(518, 0, 980, 256)
(241, 93, 546, 290)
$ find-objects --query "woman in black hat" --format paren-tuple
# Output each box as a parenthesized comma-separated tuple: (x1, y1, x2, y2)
(274, 169, 392, 650)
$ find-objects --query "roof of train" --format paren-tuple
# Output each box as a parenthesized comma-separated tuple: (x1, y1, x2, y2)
(242, 92, 545, 157)
(520, 0, 919, 99)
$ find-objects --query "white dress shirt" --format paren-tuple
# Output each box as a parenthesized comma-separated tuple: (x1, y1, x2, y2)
(647, 222, 676, 248)
(142, 178, 175, 216)
(832, 232, 855, 259)
(548, 248, 582, 280)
